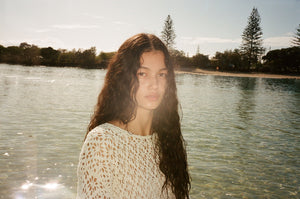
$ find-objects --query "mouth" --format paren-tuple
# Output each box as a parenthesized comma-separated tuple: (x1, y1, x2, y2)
(145, 94, 160, 101)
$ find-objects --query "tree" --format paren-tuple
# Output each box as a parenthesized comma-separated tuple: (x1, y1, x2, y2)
(240, 7, 265, 70)
(40, 47, 60, 66)
(262, 47, 300, 74)
(4, 46, 23, 64)
(0, 45, 5, 62)
(57, 49, 76, 66)
(96, 51, 115, 68)
(213, 49, 245, 71)
(292, 24, 300, 47)
(196, 45, 200, 55)
(169, 49, 191, 69)
(23, 44, 40, 65)
(19, 42, 31, 49)
(161, 15, 176, 49)
(81, 47, 97, 68)
(191, 53, 210, 69)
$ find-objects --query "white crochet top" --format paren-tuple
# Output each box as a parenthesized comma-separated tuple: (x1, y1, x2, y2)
(77, 123, 175, 199)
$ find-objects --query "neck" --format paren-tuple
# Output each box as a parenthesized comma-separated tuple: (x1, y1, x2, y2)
(127, 108, 153, 136)
(111, 108, 154, 136)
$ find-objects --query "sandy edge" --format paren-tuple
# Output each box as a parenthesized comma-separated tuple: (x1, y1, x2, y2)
(175, 68, 300, 79)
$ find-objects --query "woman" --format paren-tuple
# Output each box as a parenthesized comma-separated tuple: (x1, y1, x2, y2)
(77, 33, 190, 199)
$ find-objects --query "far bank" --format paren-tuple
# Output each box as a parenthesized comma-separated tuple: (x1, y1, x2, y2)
(175, 68, 300, 80)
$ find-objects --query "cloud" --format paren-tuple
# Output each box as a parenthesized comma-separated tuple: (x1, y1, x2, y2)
(82, 13, 105, 20)
(180, 36, 241, 45)
(0, 37, 66, 49)
(34, 24, 100, 33)
(0, 39, 22, 47)
(179, 34, 294, 51)
(81, 13, 134, 27)
(264, 35, 293, 47)
(35, 28, 52, 33)
(113, 21, 134, 26)
(51, 24, 99, 30)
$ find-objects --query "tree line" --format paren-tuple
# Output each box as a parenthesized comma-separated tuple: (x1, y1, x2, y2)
(0, 42, 115, 69)
(161, 10, 300, 74)
(1, 40, 299, 74)
(0, 8, 299, 74)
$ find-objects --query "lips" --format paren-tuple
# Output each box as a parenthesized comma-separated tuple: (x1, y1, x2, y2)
(145, 94, 160, 101)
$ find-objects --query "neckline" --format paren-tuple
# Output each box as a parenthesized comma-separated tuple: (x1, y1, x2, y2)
(104, 122, 154, 139)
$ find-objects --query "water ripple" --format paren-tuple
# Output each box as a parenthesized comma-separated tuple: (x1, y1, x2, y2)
(1, 64, 299, 198)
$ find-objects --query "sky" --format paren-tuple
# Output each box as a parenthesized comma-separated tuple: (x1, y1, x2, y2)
(0, 0, 299, 58)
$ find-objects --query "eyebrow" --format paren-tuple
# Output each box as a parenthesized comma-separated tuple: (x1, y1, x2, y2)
(139, 66, 168, 71)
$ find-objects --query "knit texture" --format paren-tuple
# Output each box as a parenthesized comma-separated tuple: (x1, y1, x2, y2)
(77, 123, 174, 199)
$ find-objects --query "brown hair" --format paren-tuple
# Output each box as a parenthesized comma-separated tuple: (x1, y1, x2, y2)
(86, 33, 190, 198)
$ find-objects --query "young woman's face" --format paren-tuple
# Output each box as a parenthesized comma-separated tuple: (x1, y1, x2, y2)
(135, 50, 168, 111)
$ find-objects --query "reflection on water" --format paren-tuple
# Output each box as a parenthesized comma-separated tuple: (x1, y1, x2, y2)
(177, 74, 300, 198)
(0, 64, 299, 198)
(16, 181, 68, 199)
(0, 64, 105, 199)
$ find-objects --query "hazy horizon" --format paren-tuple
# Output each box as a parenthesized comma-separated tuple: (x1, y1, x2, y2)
(1, 0, 299, 57)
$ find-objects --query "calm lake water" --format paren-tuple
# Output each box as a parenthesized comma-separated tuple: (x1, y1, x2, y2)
(0, 63, 299, 199)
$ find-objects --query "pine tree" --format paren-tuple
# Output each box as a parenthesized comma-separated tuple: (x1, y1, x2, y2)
(240, 7, 265, 70)
(161, 15, 176, 49)
(292, 24, 300, 47)
(196, 45, 200, 55)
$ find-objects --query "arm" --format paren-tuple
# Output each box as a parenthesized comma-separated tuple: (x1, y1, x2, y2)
(77, 130, 114, 199)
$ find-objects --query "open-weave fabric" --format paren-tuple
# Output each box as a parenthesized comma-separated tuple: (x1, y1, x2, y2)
(77, 123, 174, 199)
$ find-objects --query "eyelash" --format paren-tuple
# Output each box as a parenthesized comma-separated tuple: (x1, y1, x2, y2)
(137, 72, 147, 77)
(159, 73, 167, 77)
(137, 72, 168, 78)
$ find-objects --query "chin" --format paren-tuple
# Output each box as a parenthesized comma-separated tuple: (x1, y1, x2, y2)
(146, 105, 159, 110)
(139, 103, 160, 111)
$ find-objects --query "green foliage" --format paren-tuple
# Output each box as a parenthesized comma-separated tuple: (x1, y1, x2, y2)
(212, 49, 245, 71)
(21, 43, 40, 65)
(169, 49, 191, 69)
(57, 49, 76, 66)
(0, 45, 5, 59)
(0, 43, 114, 69)
(74, 47, 97, 68)
(262, 47, 300, 74)
(1, 45, 23, 64)
(161, 15, 176, 49)
(191, 53, 210, 68)
(0, 41, 298, 76)
(292, 24, 300, 47)
(169, 49, 210, 70)
(19, 42, 31, 49)
(40, 47, 60, 66)
(241, 7, 265, 70)
(96, 51, 116, 68)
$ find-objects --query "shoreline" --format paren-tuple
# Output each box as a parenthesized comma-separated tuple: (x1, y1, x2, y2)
(175, 68, 300, 79)
(1, 63, 299, 79)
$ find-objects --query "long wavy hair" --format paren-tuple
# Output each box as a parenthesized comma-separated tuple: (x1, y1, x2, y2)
(86, 33, 190, 198)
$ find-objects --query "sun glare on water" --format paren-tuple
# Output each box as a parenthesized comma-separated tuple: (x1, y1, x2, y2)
(21, 181, 59, 191)
(16, 179, 77, 198)
(43, 182, 59, 190)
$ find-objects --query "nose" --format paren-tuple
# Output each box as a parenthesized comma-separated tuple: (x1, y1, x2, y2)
(149, 75, 158, 89)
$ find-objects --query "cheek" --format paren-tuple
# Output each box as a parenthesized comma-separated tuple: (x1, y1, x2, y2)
(137, 80, 147, 93)
(160, 79, 167, 92)
(135, 83, 145, 99)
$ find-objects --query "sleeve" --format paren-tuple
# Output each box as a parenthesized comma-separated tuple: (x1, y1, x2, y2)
(77, 129, 114, 199)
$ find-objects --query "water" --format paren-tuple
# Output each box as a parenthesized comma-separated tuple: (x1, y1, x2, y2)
(0, 64, 299, 198)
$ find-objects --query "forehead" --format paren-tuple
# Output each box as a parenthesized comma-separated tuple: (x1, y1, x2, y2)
(139, 51, 166, 69)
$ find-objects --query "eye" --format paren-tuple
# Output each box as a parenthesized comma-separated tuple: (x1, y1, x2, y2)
(158, 72, 168, 78)
(137, 72, 147, 77)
